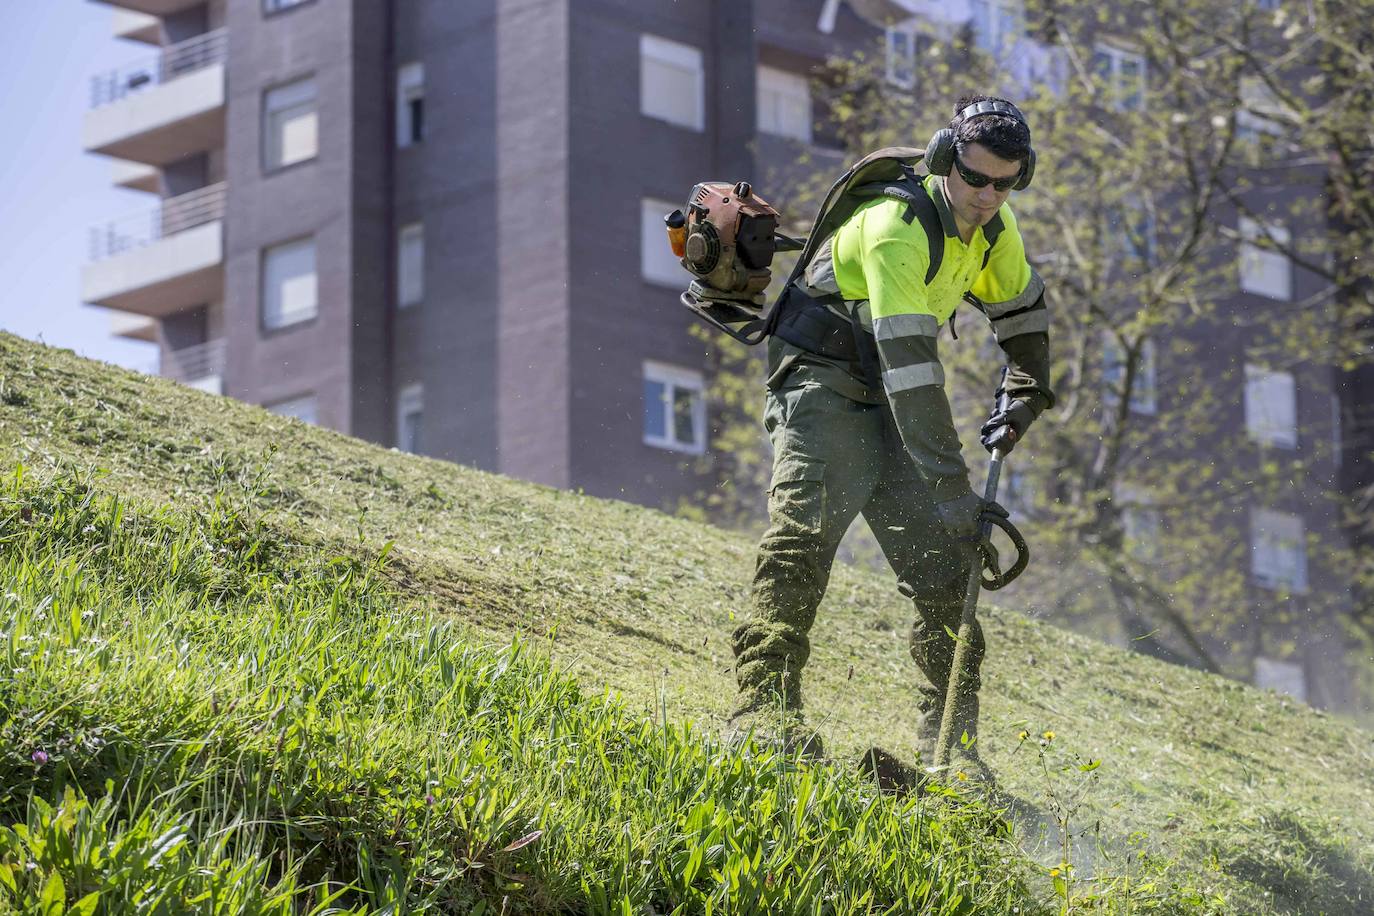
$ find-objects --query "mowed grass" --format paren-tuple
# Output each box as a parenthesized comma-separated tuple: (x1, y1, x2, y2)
(1, 331, 1373, 912)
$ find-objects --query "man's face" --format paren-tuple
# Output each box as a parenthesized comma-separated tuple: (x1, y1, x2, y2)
(943, 141, 1023, 229)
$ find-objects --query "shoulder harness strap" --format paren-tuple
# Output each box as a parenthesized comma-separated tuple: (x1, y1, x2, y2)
(849, 166, 944, 285)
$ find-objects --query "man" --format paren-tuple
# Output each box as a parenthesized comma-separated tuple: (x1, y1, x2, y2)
(728, 96, 1054, 760)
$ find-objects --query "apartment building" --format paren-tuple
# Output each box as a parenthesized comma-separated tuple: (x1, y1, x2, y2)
(80, 0, 1363, 711)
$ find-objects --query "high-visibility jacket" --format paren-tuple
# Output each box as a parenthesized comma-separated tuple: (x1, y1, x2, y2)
(767, 172, 1053, 503)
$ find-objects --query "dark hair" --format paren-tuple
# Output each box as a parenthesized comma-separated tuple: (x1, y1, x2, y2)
(951, 94, 1032, 164)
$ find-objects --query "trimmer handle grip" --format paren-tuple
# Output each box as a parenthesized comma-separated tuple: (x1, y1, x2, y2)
(980, 512, 1028, 591)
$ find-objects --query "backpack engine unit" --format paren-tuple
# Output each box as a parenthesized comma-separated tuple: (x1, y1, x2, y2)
(664, 181, 802, 345)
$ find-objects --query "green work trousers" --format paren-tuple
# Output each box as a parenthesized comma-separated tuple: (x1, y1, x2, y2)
(730, 375, 986, 722)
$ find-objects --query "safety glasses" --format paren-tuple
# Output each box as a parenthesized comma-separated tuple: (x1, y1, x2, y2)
(953, 154, 1021, 192)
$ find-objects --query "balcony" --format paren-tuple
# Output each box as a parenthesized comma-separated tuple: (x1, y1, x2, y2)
(111, 160, 160, 193)
(112, 10, 161, 45)
(109, 312, 158, 342)
(82, 182, 225, 316)
(84, 29, 226, 165)
(101, 0, 206, 18)
(163, 339, 226, 394)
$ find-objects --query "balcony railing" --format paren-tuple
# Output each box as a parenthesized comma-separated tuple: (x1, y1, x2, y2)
(90, 28, 227, 109)
(163, 339, 225, 385)
(89, 182, 226, 262)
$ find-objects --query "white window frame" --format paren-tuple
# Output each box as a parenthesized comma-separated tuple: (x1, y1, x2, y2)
(266, 394, 318, 425)
(756, 65, 812, 142)
(1093, 42, 1147, 111)
(263, 76, 318, 171)
(640, 34, 704, 131)
(396, 383, 423, 453)
(397, 222, 424, 308)
(1249, 507, 1308, 594)
(261, 236, 318, 330)
(1102, 333, 1157, 415)
(397, 62, 425, 148)
(643, 361, 706, 454)
(641, 197, 689, 288)
(1239, 216, 1292, 300)
(1244, 364, 1297, 448)
(971, 0, 1025, 56)
(885, 20, 917, 89)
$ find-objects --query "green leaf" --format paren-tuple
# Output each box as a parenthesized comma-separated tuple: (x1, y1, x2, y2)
(0, 863, 15, 893)
(40, 871, 66, 916)
(1053, 875, 1068, 899)
(1079, 759, 1102, 772)
(69, 893, 100, 916)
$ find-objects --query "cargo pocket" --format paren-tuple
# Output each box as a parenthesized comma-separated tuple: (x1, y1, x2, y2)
(767, 456, 827, 537)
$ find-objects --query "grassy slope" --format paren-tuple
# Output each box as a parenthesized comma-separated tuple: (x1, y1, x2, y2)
(2, 331, 1372, 913)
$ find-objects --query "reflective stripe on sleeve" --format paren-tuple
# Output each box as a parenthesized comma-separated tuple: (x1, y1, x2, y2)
(981, 269, 1045, 319)
(992, 307, 1050, 341)
(873, 313, 940, 341)
(883, 361, 945, 394)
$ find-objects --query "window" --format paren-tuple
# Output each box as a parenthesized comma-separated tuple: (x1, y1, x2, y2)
(1102, 334, 1157, 415)
(262, 237, 318, 329)
(1239, 216, 1292, 300)
(885, 21, 917, 88)
(640, 34, 703, 131)
(397, 384, 423, 453)
(263, 76, 318, 171)
(1092, 43, 1146, 111)
(264, 0, 312, 12)
(641, 198, 689, 287)
(1116, 485, 1161, 563)
(266, 394, 317, 425)
(971, 0, 1024, 55)
(756, 65, 812, 142)
(643, 361, 705, 453)
(1105, 197, 1155, 266)
(1254, 656, 1305, 701)
(397, 62, 425, 148)
(1249, 507, 1308, 593)
(398, 222, 424, 307)
(1245, 364, 1297, 448)
(1236, 76, 1287, 164)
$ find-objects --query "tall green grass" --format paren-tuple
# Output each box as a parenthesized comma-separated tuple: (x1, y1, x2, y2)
(1, 467, 1089, 914)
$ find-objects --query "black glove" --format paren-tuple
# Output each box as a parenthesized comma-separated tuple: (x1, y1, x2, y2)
(980, 396, 1037, 454)
(936, 491, 1009, 571)
(935, 491, 1009, 540)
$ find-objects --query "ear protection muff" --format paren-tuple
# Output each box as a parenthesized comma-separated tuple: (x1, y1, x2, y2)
(925, 99, 1035, 191)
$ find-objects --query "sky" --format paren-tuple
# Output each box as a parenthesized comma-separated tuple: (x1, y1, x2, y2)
(0, 1, 158, 371)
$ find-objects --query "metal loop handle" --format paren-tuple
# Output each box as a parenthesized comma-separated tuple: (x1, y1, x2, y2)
(980, 512, 1028, 591)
